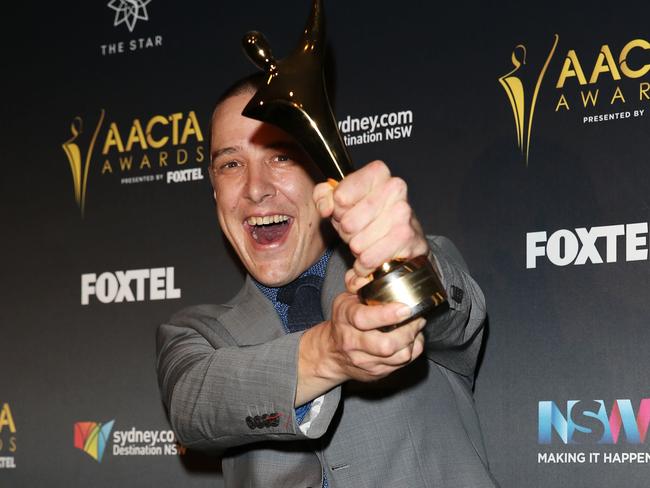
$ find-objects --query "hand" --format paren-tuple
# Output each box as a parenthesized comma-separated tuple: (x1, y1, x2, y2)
(327, 292, 426, 382)
(314, 161, 429, 292)
(300, 292, 426, 391)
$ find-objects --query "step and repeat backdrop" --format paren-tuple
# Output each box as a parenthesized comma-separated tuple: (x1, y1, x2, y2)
(3, 1, 650, 486)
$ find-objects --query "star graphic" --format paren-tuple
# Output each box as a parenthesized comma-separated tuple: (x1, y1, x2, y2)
(107, 0, 151, 33)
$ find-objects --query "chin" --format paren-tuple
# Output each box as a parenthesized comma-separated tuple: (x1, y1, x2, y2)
(255, 274, 293, 288)
(248, 262, 297, 288)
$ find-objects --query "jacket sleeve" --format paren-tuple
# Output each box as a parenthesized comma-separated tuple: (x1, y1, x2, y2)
(422, 235, 487, 380)
(156, 305, 340, 452)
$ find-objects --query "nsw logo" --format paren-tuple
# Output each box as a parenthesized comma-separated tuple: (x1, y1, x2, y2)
(539, 399, 650, 444)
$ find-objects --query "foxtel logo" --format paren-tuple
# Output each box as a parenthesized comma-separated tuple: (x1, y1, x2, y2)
(81, 267, 181, 305)
(526, 222, 648, 268)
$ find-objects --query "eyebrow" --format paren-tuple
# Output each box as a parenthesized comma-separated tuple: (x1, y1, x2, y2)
(211, 145, 241, 162)
(210, 141, 303, 162)
(266, 141, 302, 152)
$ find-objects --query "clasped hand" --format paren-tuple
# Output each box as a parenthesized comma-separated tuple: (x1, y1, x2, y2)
(311, 161, 431, 383)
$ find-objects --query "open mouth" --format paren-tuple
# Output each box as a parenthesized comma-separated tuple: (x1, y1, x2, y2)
(245, 214, 292, 245)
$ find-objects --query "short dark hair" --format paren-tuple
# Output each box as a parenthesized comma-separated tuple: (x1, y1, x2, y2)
(209, 72, 265, 158)
(214, 72, 266, 111)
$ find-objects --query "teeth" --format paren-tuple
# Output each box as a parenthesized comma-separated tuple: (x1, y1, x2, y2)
(246, 215, 289, 226)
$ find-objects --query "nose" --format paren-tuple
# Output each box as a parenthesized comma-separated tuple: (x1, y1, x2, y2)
(244, 161, 276, 204)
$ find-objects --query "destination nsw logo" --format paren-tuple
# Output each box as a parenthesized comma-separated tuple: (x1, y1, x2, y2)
(337, 109, 414, 147)
(74, 420, 184, 463)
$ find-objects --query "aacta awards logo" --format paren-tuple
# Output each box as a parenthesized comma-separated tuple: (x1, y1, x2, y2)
(62, 110, 206, 217)
(0, 403, 17, 469)
(62, 111, 106, 218)
(74, 420, 115, 463)
(500, 36, 650, 163)
(498, 35, 559, 164)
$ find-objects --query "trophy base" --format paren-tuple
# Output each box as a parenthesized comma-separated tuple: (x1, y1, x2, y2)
(357, 256, 448, 319)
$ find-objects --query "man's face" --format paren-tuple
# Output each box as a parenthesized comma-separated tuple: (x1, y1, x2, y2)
(210, 92, 328, 287)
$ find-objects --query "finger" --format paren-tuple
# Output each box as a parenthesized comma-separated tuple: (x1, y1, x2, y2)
(398, 316, 427, 336)
(381, 324, 427, 365)
(345, 300, 413, 331)
(345, 269, 372, 294)
(351, 329, 425, 376)
(387, 337, 424, 366)
(338, 176, 407, 240)
(358, 318, 426, 358)
(342, 350, 400, 378)
(350, 204, 428, 278)
(353, 230, 429, 279)
(330, 161, 391, 221)
(372, 344, 414, 367)
(313, 182, 335, 218)
(409, 332, 425, 362)
(347, 198, 416, 259)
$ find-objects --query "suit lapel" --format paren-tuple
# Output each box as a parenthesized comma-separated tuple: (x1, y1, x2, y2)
(218, 276, 286, 346)
(321, 244, 352, 321)
(220, 243, 351, 344)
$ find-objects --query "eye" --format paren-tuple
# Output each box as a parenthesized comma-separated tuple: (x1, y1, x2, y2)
(271, 154, 292, 164)
(211, 159, 242, 175)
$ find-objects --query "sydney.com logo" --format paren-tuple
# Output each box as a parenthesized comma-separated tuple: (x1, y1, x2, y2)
(73, 419, 184, 463)
(74, 420, 115, 463)
(499, 36, 650, 163)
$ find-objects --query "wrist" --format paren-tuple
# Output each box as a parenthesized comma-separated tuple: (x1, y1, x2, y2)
(303, 321, 348, 385)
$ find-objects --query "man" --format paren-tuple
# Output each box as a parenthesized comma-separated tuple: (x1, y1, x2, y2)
(156, 75, 498, 487)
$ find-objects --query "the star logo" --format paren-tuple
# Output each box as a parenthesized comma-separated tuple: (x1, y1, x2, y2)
(107, 0, 151, 33)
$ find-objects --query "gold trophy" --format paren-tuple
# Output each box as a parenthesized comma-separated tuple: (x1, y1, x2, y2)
(241, 0, 447, 317)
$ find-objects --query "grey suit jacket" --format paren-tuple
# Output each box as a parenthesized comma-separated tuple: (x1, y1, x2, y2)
(157, 236, 499, 488)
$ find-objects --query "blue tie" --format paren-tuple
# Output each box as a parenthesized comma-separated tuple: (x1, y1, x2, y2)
(277, 274, 324, 333)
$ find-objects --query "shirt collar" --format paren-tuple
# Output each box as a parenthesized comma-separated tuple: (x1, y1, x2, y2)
(253, 248, 333, 305)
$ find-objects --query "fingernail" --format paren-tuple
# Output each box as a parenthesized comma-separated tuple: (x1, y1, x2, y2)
(397, 305, 412, 320)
